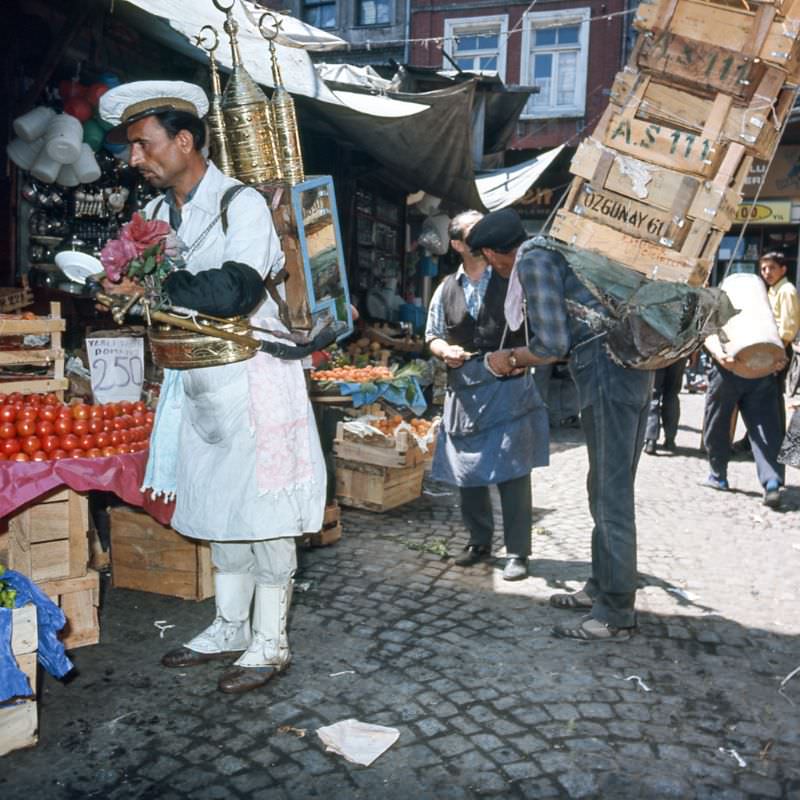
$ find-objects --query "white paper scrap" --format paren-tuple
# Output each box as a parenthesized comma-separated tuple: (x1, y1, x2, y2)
(317, 719, 400, 766)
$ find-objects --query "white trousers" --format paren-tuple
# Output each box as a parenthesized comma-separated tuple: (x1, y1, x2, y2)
(210, 536, 297, 584)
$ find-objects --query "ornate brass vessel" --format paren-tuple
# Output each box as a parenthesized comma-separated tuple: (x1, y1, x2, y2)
(148, 318, 258, 369)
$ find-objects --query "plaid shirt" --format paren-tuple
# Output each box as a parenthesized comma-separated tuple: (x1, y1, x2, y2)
(425, 265, 493, 342)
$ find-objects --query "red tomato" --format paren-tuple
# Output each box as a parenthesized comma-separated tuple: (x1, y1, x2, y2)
(0, 393, 6, 404)
(101, 446, 118, 457)
(40, 434, 60, 453)
(89, 405, 103, 419)
(131, 410, 146, 426)
(119, 430, 131, 444)
(60, 433, 80, 451)
(133, 400, 146, 414)
(18, 407, 37, 421)
(27, 394, 42, 407)
(103, 421, 113, 433)
(12, 452, 29, 462)
(54, 416, 74, 435)
(0, 453, 7, 460)
(51, 449, 67, 460)
(86, 448, 103, 458)
(2, 438, 21, 455)
(36, 420, 54, 437)
(112, 417, 126, 431)
(57, 406, 72, 418)
(7, 393, 22, 405)
(119, 401, 133, 415)
(39, 405, 58, 422)
(72, 404, 90, 420)
(73, 419, 90, 436)
(70, 448, 86, 459)
(44, 393, 59, 406)
(116, 444, 131, 454)
(0, 422, 16, 439)
(145, 411, 155, 425)
(31, 450, 48, 462)
(119, 414, 135, 429)
(89, 418, 103, 434)
(95, 431, 111, 448)
(102, 403, 119, 419)
(79, 433, 96, 451)
(110, 431, 123, 446)
(22, 435, 41, 455)
(0, 405, 17, 423)
(16, 418, 36, 437)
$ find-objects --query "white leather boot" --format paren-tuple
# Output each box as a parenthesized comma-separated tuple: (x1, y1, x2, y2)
(217, 581, 292, 693)
(162, 572, 254, 667)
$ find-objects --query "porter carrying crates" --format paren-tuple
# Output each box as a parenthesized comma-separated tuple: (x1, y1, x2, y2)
(0, 604, 38, 756)
(0, 488, 90, 583)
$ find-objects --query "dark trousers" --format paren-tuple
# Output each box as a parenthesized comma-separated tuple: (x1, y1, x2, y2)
(703, 364, 784, 487)
(644, 359, 686, 444)
(459, 474, 532, 558)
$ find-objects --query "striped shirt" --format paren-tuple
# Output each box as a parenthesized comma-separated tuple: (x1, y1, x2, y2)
(425, 265, 493, 342)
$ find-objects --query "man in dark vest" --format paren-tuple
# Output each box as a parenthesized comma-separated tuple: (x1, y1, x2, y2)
(425, 210, 549, 581)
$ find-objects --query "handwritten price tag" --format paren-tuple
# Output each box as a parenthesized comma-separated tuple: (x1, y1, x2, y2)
(86, 337, 145, 404)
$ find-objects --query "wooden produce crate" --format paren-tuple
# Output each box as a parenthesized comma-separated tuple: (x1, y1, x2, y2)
(609, 68, 794, 161)
(0, 301, 68, 399)
(334, 421, 424, 468)
(0, 604, 38, 757)
(335, 457, 424, 512)
(0, 488, 89, 583)
(634, 0, 800, 73)
(632, 30, 798, 101)
(301, 502, 342, 547)
(109, 506, 214, 601)
(0, 287, 33, 314)
(38, 570, 100, 649)
(549, 209, 713, 285)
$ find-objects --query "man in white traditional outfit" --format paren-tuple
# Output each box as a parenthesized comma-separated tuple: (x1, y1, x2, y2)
(99, 81, 326, 693)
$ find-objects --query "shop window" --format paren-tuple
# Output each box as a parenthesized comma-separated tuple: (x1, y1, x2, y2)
(303, 0, 337, 30)
(357, 0, 391, 26)
(520, 8, 590, 119)
(443, 15, 508, 79)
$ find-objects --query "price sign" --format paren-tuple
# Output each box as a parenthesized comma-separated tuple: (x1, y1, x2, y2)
(86, 336, 145, 404)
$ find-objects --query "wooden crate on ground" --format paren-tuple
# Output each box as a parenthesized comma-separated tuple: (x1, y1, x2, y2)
(0, 604, 38, 756)
(634, 0, 800, 73)
(333, 421, 424, 468)
(335, 457, 424, 512)
(0, 301, 68, 399)
(301, 502, 342, 547)
(38, 570, 100, 649)
(0, 488, 89, 583)
(109, 506, 214, 601)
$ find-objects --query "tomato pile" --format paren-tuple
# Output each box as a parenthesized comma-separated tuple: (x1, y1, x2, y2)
(0, 392, 153, 462)
(310, 365, 394, 383)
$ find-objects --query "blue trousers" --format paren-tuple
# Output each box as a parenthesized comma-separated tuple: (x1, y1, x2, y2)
(569, 338, 653, 628)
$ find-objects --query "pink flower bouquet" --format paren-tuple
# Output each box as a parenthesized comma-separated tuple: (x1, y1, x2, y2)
(100, 212, 173, 284)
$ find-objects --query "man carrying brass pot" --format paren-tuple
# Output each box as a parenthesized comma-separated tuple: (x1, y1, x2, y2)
(99, 81, 326, 693)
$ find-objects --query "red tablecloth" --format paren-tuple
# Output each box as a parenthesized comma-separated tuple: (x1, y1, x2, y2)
(0, 452, 174, 525)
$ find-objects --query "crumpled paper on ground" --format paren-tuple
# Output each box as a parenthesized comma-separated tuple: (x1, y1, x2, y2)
(316, 719, 400, 766)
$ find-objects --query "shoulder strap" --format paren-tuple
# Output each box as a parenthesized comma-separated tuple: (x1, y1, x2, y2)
(151, 197, 166, 219)
(220, 184, 248, 234)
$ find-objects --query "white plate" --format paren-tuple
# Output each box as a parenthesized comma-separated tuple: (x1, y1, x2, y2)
(54, 250, 103, 285)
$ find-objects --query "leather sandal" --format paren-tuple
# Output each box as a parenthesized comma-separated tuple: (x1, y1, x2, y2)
(217, 664, 286, 694)
(552, 615, 635, 642)
(548, 589, 593, 611)
(161, 647, 243, 668)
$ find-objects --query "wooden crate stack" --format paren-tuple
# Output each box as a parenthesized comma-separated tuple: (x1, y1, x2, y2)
(0, 604, 38, 756)
(108, 506, 214, 601)
(0, 488, 99, 650)
(333, 420, 426, 512)
(550, 0, 800, 286)
(0, 286, 34, 314)
(301, 502, 343, 547)
(0, 301, 68, 399)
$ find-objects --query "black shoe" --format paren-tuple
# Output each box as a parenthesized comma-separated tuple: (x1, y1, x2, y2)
(502, 556, 528, 581)
(763, 483, 781, 508)
(663, 438, 676, 451)
(643, 439, 657, 455)
(453, 544, 491, 567)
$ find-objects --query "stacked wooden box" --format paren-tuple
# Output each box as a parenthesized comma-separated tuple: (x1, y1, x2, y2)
(550, 0, 800, 286)
(0, 604, 38, 756)
(301, 502, 343, 547)
(334, 422, 425, 512)
(0, 489, 99, 649)
(108, 506, 214, 601)
(0, 301, 68, 399)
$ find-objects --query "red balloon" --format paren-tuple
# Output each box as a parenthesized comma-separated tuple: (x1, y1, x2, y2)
(58, 79, 86, 101)
(64, 97, 92, 122)
(86, 82, 109, 107)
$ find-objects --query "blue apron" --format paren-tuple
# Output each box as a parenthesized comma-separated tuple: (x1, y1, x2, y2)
(431, 357, 549, 487)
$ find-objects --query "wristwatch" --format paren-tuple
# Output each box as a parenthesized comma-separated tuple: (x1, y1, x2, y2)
(508, 349, 518, 368)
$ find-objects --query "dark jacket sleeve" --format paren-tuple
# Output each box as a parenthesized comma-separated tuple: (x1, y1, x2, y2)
(163, 261, 266, 317)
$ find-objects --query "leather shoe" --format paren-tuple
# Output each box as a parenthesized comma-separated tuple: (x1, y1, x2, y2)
(502, 556, 528, 581)
(161, 647, 242, 668)
(453, 544, 491, 567)
(643, 439, 656, 455)
(218, 665, 285, 694)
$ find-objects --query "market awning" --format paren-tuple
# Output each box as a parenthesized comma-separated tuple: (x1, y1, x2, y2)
(476, 145, 565, 211)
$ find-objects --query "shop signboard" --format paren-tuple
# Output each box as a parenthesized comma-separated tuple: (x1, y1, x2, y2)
(734, 200, 792, 225)
(742, 146, 800, 199)
(86, 336, 145, 404)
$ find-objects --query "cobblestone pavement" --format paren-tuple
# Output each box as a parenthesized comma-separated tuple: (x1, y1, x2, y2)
(3, 394, 800, 799)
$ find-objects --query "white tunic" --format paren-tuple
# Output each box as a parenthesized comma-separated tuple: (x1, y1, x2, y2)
(145, 162, 326, 540)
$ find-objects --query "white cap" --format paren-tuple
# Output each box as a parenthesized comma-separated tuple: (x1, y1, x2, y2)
(99, 80, 209, 143)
